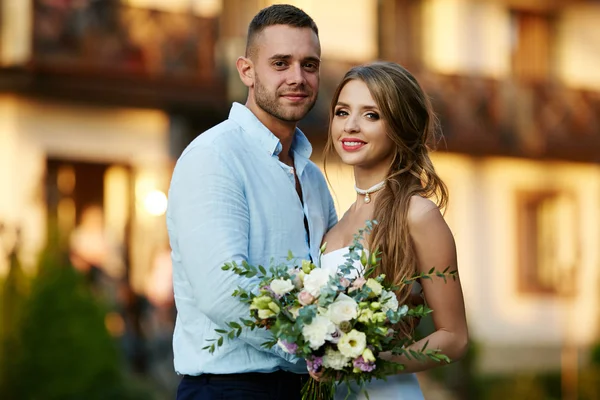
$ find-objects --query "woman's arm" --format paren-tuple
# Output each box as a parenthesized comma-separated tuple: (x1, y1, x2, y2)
(382, 196, 469, 373)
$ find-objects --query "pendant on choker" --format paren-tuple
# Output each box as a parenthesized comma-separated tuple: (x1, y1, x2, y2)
(354, 180, 386, 204)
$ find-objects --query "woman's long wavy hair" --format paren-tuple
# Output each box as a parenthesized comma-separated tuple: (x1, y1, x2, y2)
(324, 62, 448, 336)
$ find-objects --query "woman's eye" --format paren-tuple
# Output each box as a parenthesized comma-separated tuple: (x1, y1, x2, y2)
(366, 112, 379, 120)
(334, 109, 348, 117)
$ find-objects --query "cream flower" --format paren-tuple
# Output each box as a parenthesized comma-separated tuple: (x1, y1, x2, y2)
(366, 279, 383, 297)
(258, 309, 275, 319)
(362, 348, 376, 363)
(380, 289, 399, 313)
(268, 302, 281, 314)
(302, 315, 336, 350)
(250, 295, 272, 310)
(338, 329, 367, 358)
(303, 268, 334, 297)
(302, 259, 315, 274)
(327, 293, 358, 325)
(322, 347, 351, 370)
(373, 312, 387, 323)
(288, 306, 301, 320)
(357, 308, 374, 324)
(270, 278, 295, 296)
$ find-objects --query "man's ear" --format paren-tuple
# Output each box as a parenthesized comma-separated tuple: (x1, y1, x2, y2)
(236, 56, 254, 88)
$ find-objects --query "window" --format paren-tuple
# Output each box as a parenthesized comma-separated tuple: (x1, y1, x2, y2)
(516, 191, 578, 295)
(510, 10, 554, 82)
(378, 0, 423, 69)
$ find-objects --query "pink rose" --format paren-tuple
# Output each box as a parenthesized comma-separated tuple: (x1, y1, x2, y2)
(352, 277, 367, 289)
(339, 277, 350, 288)
(298, 290, 315, 306)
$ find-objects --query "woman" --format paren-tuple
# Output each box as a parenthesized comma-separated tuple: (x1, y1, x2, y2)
(316, 62, 469, 399)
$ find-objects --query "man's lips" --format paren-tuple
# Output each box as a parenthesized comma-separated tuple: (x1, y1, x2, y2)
(281, 93, 309, 102)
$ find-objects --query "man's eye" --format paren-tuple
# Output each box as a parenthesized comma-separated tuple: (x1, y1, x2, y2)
(274, 61, 286, 68)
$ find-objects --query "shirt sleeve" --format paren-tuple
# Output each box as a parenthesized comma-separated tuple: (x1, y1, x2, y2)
(169, 145, 297, 363)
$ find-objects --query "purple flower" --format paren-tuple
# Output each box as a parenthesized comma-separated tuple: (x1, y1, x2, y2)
(261, 285, 282, 300)
(278, 340, 298, 354)
(307, 356, 323, 373)
(353, 356, 376, 372)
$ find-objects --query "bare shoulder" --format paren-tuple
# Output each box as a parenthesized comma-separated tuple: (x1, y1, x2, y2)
(408, 196, 440, 225)
(407, 196, 454, 247)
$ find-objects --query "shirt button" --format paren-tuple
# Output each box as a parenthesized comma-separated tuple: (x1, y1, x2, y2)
(289, 168, 295, 175)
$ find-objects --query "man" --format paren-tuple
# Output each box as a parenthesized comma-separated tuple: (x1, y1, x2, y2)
(166, 4, 337, 400)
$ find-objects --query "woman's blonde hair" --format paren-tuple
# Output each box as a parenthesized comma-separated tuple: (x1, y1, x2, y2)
(324, 62, 448, 336)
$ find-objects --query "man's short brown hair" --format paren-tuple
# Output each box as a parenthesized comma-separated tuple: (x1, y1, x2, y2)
(246, 4, 319, 58)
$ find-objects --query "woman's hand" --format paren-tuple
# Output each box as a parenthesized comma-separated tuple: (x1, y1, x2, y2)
(378, 351, 393, 362)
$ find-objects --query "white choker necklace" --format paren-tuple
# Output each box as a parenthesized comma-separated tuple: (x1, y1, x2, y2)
(354, 180, 386, 204)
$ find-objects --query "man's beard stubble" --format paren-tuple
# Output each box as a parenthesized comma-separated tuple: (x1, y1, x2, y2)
(254, 74, 317, 123)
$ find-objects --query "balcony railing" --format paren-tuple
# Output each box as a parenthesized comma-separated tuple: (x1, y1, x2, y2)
(0, 0, 226, 109)
(421, 73, 600, 162)
(33, 0, 218, 80)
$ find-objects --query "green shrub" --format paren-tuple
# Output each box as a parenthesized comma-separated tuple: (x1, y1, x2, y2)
(2, 250, 155, 399)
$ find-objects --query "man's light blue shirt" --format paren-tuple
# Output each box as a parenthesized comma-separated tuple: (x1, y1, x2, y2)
(167, 103, 338, 376)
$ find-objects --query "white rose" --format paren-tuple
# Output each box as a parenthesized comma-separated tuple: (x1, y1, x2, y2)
(302, 315, 336, 350)
(380, 290, 399, 313)
(327, 293, 358, 325)
(303, 268, 334, 297)
(338, 329, 367, 358)
(270, 278, 295, 296)
(322, 347, 351, 370)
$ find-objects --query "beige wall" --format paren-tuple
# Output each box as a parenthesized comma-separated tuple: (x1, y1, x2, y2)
(0, 96, 47, 275)
(124, 0, 222, 17)
(557, 4, 600, 90)
(263, 0, 378, 62)
(422, 0, 511, 78)
(0, 0, 31, 66)
(0, 96, 171, 293)
(422, 0, 600, 91)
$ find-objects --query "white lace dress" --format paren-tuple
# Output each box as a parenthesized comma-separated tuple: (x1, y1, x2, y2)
(320, 247, 425, 400)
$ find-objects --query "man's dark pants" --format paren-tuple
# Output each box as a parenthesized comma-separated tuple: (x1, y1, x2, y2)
(177, 370, 308, 400)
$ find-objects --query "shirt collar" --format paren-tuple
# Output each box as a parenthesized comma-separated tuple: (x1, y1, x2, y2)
(228, 102, 312, 159)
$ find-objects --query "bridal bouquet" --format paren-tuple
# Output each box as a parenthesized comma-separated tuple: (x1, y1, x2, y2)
(203, 222, 457, 400)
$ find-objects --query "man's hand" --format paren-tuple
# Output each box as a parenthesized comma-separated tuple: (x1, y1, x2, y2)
(307, 368, 340, 382)
(308, 369, 326, 382)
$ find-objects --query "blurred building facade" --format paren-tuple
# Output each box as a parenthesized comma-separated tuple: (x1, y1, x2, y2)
(0, 0, 599, 393)
(0, 0, 228, 296)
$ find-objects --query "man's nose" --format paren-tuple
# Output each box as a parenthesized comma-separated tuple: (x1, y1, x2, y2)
(286, 63, 307, 86)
